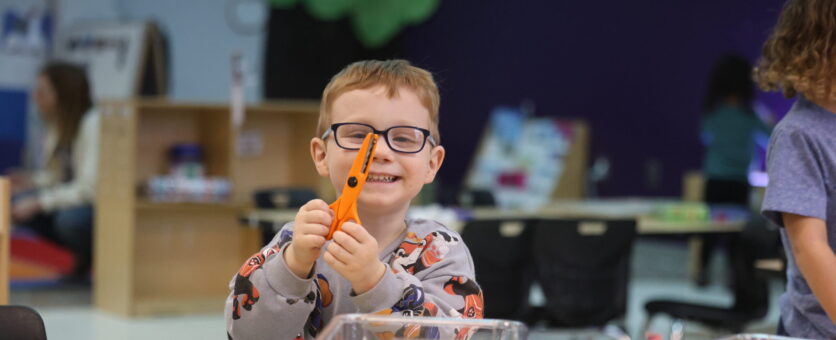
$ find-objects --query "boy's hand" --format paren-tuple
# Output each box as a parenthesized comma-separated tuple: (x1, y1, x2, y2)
(285, 199, 333, 279)
(324, 221, 385, 295)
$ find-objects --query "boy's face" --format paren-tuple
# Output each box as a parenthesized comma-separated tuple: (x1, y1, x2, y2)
(311, 86, 445, 214)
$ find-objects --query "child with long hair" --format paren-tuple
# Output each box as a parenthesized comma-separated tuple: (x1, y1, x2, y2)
(757, 0, 836, 337)
(11, 61, 99, 280)
(698, 54, 771, 286)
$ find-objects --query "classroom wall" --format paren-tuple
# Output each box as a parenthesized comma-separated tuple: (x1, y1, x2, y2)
(47, 0, 262, 102)
(0, 0, 56, 170)
(396, 0, 793, 197)
(117, 0, 263, 102)
(54, 1, 794, 197)
(5, 0, 263, 170)
(56, 0, 118, 27)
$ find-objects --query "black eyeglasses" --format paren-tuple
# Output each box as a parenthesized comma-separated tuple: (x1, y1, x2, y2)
(321, 122, 437, 154)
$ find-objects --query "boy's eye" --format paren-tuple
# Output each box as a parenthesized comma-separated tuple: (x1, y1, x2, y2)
(390, 129, 420, 142)
(392, 136, 418, 143)
(338, 125, 372, 141)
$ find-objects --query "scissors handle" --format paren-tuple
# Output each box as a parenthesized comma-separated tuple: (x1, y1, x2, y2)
(326, 198, 360, 240)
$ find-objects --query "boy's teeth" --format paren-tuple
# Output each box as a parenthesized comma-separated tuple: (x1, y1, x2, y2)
(368, 174, 395, 182)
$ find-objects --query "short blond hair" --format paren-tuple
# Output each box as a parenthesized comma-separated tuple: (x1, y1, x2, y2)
(755, 0, 836, 100)
(318, 59, 441, 143)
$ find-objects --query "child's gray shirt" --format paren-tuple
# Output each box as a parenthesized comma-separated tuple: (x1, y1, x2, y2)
(225, 218, 483, 339)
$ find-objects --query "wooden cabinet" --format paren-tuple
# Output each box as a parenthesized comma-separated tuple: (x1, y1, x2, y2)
(95, 100, 325, 316)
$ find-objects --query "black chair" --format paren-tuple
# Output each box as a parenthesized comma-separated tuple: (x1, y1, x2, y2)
(0, 305, 47, 340)
(252, 187, 317, 246)
(531, 218, 637, 330)
(643, 217, 774, 337)
(457, 189, 497, 208)
(253, 187, 317, 210)
(461, 218, 535, 320)
(459, 188, 535, 320)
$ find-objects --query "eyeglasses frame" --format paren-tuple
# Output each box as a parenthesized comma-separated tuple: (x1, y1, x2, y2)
(321, 122, 438, 154)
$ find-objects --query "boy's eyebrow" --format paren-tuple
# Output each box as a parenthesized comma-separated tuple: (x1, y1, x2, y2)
(334, 119, 430, 129)
(331, 117, 373, 126)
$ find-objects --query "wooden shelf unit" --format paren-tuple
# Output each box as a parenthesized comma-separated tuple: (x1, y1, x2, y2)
(95, 100, 324, 316)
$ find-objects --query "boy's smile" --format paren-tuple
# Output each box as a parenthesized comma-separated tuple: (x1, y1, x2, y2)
(366, 173, 399, 183)
(311, 85, 445, 217)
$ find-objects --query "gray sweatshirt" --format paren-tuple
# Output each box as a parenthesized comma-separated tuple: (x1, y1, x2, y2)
(225, 218, 484, 340)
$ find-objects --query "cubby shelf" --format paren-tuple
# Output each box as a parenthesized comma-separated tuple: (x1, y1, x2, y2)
(95, 100, 325, 316)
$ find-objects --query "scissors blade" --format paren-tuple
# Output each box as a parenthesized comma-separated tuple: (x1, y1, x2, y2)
(361, 135, 377, 174)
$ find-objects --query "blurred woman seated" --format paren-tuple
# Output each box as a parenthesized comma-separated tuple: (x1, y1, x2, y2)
(9, 61, 99, 281)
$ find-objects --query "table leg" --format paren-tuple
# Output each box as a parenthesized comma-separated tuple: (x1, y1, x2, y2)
(688, 236, 704, 282)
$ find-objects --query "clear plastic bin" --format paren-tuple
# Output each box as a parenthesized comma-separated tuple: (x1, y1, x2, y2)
(317, 313, 528, 340)
(717, 334, 811, 340)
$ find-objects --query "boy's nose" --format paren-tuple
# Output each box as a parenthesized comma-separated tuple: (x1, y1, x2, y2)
(371, 137, 395, 162)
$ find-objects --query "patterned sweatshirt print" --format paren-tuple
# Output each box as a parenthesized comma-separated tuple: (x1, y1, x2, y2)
(225, 218, 484, 340)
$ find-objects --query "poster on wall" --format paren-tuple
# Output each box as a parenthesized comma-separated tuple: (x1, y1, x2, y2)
(53, 22, 150, 100)
(0, 0, 52, 172)
(466, 106, 577, 210)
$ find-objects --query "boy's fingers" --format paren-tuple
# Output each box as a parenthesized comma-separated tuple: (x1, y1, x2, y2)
(340, 222, 374, 244)
(301, 210, 333, 227)
(332, 230, 362, 254)
(301, 199, 330, 212)
(300, 234, 326, 248)
(311, 224, 330, 236)
(326, 242, 351, 262)
(323, 250, 346, 268)
(312, 234, 328, 247)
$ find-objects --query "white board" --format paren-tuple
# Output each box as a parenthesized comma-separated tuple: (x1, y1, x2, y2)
(53, 22, 148, 100)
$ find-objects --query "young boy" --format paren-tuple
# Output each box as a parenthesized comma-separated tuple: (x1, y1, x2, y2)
(225, 60, 484, 339)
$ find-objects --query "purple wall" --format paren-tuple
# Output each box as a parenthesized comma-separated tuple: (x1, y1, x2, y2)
(398, 1, 793, 197)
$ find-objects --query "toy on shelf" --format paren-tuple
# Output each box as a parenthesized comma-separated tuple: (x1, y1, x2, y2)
(145, 143, 231, 203)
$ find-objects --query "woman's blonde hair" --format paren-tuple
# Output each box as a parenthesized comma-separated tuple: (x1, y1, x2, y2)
(318, 59, 441, 143)
(755, 0, 836, 100)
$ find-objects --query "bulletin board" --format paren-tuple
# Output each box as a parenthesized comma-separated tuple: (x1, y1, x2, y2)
(53, 21, 166, 100)
(464, 107, 588, 210)
(0, 2, 52, 171)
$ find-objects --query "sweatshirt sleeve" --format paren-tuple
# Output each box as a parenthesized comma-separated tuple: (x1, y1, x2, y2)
(351, 228, 484, 338)
(225, 223, 321, 340)
(38, 111, 100, 212)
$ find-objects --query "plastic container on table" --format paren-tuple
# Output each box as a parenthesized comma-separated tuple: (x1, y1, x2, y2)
(316, 313, 528, 340)
(717, 334, 811, 340)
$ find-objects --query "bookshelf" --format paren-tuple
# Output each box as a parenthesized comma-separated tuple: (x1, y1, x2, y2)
(95, 99, 324, 316)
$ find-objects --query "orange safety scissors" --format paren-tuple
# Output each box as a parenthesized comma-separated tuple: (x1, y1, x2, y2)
(326, 132, 379, 240)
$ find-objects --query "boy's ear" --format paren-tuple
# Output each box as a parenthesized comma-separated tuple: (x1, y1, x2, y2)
(424, 145, 445, 183)
(311, 137, 329, 177)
